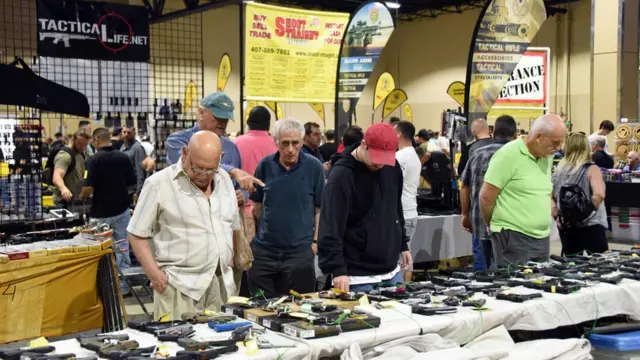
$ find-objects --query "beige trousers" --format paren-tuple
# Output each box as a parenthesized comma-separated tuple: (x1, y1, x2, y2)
(153, 274, 227, 321)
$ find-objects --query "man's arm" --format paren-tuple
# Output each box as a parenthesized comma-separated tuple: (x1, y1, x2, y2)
(52, 152, 71, 199)
(134, 145, 147, 193)
(459, 155, 474, 217)
(249, 161, 265, 225)
(396, 165, 409, 252)
(127, 182, 167, 292)
(164, 133, 186, 165)
(479, 182, 501, 225)
(318, 181, 351, 277)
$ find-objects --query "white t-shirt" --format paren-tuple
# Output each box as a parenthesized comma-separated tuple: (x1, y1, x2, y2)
(396, 146, 421, 220)
(438, 136, 450, 152)
(589, 132, 609, 153)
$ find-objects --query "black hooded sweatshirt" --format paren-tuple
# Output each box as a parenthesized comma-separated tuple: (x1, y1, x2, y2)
(318, 145, 409, 278)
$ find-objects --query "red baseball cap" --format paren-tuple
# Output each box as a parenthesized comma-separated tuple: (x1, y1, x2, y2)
(364, 123, 398, 166)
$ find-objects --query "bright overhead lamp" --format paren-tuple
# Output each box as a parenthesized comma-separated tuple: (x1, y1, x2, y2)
(385, 2, 401, 9)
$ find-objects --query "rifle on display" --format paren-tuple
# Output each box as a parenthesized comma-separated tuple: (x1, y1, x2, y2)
(176, 345, 238, 360)
(181, 312, 237, 324)
(17, 353, 97, 360)
(177, 325, 252, 350)
(0, 346, 56, 360)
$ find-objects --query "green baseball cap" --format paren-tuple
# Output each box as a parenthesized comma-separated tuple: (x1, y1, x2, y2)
(200, 91, 235, 120)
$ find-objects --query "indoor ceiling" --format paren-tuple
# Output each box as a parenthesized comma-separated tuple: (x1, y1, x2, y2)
(255, 0, 581, 21)
(147, 0, 582, 23)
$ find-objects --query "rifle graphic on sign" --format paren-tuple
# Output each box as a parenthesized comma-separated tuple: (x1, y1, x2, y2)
(39, 32, 93, 47)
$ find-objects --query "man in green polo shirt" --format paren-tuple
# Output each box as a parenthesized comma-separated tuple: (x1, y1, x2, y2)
(479, 114, 567, 266)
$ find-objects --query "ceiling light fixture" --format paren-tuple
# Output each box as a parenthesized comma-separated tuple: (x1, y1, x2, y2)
(385, 2, 401, 9)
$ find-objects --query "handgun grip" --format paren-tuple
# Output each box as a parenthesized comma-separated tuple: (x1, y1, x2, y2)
(157, 334, 181, 342)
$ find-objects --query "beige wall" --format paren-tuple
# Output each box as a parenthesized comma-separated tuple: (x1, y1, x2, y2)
(200, 1, 592, 134)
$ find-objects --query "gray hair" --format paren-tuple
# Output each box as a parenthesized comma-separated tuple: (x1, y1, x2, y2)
(274, 117, 305, 141)
(529, 114, 563, 137)
(590, 135, 606, 149)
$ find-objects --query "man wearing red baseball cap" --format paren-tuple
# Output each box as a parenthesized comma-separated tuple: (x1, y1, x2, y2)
(318, 123, 413, 293)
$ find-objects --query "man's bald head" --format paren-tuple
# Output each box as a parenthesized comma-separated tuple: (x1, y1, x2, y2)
(182, 131, 223, 190)
(527, 114, 567, 158)
(471, 119, 490, 139)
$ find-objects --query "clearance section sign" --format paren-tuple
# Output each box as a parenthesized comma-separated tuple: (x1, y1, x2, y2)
(244, 3, 349, 103)
(490, 47, 549, 120)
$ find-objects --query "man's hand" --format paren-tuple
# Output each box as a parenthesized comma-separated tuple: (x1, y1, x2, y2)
(149, 268, 168, 294)
(461, 214, 472, 232)
(235, 190, 244, 207)
(323, 162, 330, 172)
(312, 243, 318, 255)
(230, 168, 265, 192)
(333, 275, 349, 293)
(61, 187, 72, 201)
(400, 251, 413, 270)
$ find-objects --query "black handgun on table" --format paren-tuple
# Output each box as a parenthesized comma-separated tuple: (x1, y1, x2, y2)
(0, 346, 55, 360)
(176, 345, 238, 360)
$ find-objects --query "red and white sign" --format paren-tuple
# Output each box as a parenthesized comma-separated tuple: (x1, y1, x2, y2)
(495, 47, 549, 106)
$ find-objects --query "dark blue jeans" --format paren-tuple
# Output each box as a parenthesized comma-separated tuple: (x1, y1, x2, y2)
(473, 236, 494, 271)
(94, 209, 131, 294)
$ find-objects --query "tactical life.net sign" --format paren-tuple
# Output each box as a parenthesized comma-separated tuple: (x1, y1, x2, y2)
(36, 0, 150, 62)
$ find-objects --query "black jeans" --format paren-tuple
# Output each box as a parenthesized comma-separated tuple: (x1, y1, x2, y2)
(247, 242, 316, 298)
(561, 224, 609, 256)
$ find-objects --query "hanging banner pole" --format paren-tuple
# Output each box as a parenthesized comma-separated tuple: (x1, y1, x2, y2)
(334, 2, 396, 139)
(463, 0, 547, 132)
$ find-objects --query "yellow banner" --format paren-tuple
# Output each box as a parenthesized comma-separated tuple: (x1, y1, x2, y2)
(184, 80, 197, 113)
(373, 72, 395, 110)
(382, 89, 408, 119)
(217, 54, 231, 92)
(309, 103, 325, 123)
(244, 3, 349, 103)
(263, 101, 284, 120)
(447, 81, 465, 107)
(403, 104, 413, 122)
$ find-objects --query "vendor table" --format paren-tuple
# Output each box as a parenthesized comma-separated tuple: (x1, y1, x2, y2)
(606, 182, 640, 208)
(411, 214, 472, 263)
(42, 279, 640, 360)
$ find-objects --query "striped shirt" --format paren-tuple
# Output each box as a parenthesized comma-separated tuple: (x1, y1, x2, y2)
(127, 156, 241, 301)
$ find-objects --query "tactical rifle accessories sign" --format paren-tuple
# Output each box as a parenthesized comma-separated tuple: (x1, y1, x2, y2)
(36, 0, 150, 62)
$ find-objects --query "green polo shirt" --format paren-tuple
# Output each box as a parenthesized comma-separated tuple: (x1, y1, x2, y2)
(484, 138, 553, 239)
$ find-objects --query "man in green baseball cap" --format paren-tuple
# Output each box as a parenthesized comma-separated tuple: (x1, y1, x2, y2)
(166, 91, 264, 196)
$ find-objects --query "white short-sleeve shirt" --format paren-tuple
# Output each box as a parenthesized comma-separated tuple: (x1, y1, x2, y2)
(127, 156, 240, 301)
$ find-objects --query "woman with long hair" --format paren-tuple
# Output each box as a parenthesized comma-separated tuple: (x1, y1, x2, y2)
(552, 133, 608, 255)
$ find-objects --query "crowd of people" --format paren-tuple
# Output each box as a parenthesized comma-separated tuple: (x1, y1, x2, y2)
(5, 90, 635, 319)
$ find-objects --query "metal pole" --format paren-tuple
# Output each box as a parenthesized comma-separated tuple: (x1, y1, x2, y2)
(239, 2, 245, 134)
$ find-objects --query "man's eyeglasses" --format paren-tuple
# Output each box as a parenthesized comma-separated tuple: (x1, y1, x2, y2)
(189, 153, 219, 176)
(278, 140, 301, 148)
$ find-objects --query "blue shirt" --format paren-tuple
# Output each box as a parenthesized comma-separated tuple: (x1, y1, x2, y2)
(165, 125, 246, 200)
(250, 152, 325, 252)
(165, 125, 242, 172)
(623, 163, 640, 172)
(301, 144, 324, 163)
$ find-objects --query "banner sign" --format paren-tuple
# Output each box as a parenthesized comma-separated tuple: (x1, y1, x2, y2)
(217, 54, 231, 92)
(36, 0, 149, 62)
(373, 72, 395, 110)
(244, 3, 349, 103)
(263, 101, 284, 120)
(464, 0, 547, 123)
(382, 89, 407, 119)
(403, 104, 413, 122)
(447, 81, 465, 107)
(335, 2, 395, 137)
(494, 47, 549, 107)
(309, 103, 326, 124)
